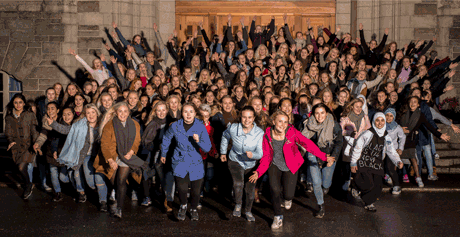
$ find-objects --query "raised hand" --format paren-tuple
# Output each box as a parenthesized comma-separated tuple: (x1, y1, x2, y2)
(283, 13, 288, 24)
(68, 48, 76, 56)
(110, 55, 117, 64)
(448, 70, 456, 78)
(385, 28, 389, 35)
(449, 63, 458, 70)
(307, 18, 311, 28)
(228, 14, 232, 25)
(240, 16, 245, 26)
(112, 21, 117, 29)
(253, 15, 257, 22)
(198, 20, 203, 29)
(237, 31, 243, 40)
(193, 29, 198, 39)
(111, 31, 117, 39)
(99, 53, 106, 62)
(359, 23, 363, 30)
(173, 29, 177, 37)
(153, 23, 158, 32)
(337, 25, 341, 32)
(201, 41, 207, 49)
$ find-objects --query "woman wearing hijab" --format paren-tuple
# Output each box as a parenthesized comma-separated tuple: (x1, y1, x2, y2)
(384, 108, 406, 195)
(160, 103, 212, 221)
(95, 102, 149, 218)
(350, 112, 404, 212)
(249, 111, 330, 229)
(302, 103, 343, 218)
(220, 106, 264, 222)
(339, 98, 371, 191)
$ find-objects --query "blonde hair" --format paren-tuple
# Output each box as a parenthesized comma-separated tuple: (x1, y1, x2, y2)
(96, 92, 113, 109)
(255, 44, 269, 60)
(98, 102, 130, 137)
(145, 101, 169, 125)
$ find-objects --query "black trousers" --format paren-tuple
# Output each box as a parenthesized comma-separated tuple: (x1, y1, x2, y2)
(175, 174, 203, 209)
(268, 165, 298, 216)
(354, 170, 383, 206)
(385, 158, 400, 187)
(228, 160, 257, 212)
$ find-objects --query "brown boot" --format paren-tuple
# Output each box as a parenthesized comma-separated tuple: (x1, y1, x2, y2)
(433, 166, 437, 176)
(409, 166, 415, 176)
(164, 198, 172, 212)
(254, 188, 260, 203)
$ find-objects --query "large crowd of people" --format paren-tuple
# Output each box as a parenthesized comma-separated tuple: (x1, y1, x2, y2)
(5, 13, 460, 229)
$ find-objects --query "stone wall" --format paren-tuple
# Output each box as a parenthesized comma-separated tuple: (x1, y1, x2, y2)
(0, 0, 174, 100)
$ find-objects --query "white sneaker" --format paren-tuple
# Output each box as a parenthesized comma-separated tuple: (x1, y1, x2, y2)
(271, 215, 283, 229)
(110, 189, 116, 201)
(384, 174, 393, 185)
(131, 190, 138, 201)
(416, 177, 424, 188)
(434, 153, 440, 159)
(284, 200, 292, 210)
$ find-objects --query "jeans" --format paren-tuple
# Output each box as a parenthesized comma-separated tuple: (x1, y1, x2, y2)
(416, 144, 433, 176)
(164, 171, 175, 202)
(430, 134, 437, 166)
(27, 163, 33, 183)
(69, 155, 108, 202)
(307, 153, 336, 205)
(204, 160, 215, 192)
(50, 164, 68, 193)
(38, 161, 47, 187)
(227, 160, 256, 212)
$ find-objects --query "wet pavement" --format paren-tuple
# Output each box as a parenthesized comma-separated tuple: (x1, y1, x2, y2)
(0, 180, 460, 237)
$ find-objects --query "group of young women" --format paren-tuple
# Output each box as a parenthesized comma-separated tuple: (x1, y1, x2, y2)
(5, 14, 459, 230)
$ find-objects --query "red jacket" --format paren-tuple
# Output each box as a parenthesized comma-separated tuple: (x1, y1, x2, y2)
(200, 121, 217, 160)
(256, 125, 326, 176)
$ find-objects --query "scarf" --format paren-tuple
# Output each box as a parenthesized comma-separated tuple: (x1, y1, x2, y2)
(348, 110, 364, 132)
(385, 108, 398, 131)
(347, 78, 365, 97)
(400, 108, 421, 133)
(112, 116, 149, 173)
(357, 94, 369, 115)
(302, 113, 335, 148)
(58, 117, 88, 169)
(372, 112, 387, 137)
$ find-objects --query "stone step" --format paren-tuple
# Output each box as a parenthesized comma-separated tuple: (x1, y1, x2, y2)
(436, 149, 460, 158)
(435, 143, 460, 150)
(423, 165, 460, 174)
(435, 157, 460, 167)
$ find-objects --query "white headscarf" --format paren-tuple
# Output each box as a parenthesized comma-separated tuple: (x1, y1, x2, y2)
(357, 94, 368, 115)
(372, 112, 386, 137)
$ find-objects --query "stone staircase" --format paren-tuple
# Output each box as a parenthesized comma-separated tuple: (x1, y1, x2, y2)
(424, 124, 460, 174)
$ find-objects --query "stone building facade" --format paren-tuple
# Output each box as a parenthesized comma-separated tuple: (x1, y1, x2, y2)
(0, 0, 459, 100)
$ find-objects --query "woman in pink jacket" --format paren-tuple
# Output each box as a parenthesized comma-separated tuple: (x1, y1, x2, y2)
(249, 111, 332, 230)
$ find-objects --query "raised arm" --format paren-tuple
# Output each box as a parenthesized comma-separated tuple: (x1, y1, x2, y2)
(113, 22, 131, 48)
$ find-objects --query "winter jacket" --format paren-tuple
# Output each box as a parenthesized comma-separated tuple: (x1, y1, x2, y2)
(221, 122, 264, 170)
(386, 125, 406, 152)
(161, 118, 212, 181)
(5, 111, 39, 164)
(255, 125, 326, 177)
(93, 118, 142, 183)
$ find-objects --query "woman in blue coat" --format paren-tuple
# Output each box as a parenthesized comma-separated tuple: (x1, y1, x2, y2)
(161, 103, 212, 222)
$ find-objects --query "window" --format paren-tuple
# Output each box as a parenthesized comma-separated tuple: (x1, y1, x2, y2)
(0, 71, 23, 135)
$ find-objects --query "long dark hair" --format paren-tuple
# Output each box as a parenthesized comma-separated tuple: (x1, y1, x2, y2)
(311, 103, 336, 121)
(6, 93, 29, 116)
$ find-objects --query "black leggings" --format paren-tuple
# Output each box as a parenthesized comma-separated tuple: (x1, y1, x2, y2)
(228, 160, 257, 212)
(268, 165, 298, 216)
(18, 162, 30, 186)
(175, 174, 203, 209)
(116, 167, 131, 209)
(354, 171, 383, 206)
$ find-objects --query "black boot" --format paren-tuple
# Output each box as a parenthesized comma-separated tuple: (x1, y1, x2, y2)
(315, 204, 325, 219)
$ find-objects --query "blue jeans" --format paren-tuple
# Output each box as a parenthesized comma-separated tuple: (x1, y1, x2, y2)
(204, 160, 214, 192)
(307, 153, 337, 205)
(416, 144, 433, 176)
(70, 156, 108, 202)
(50, 164, 69, 193)
(27, 163, 34, 183)
(164, 171, 175, 202)
(430, 134, 437, 166)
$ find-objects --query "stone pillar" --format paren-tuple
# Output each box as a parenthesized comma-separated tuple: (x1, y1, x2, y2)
(336, 0, 352, 39)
